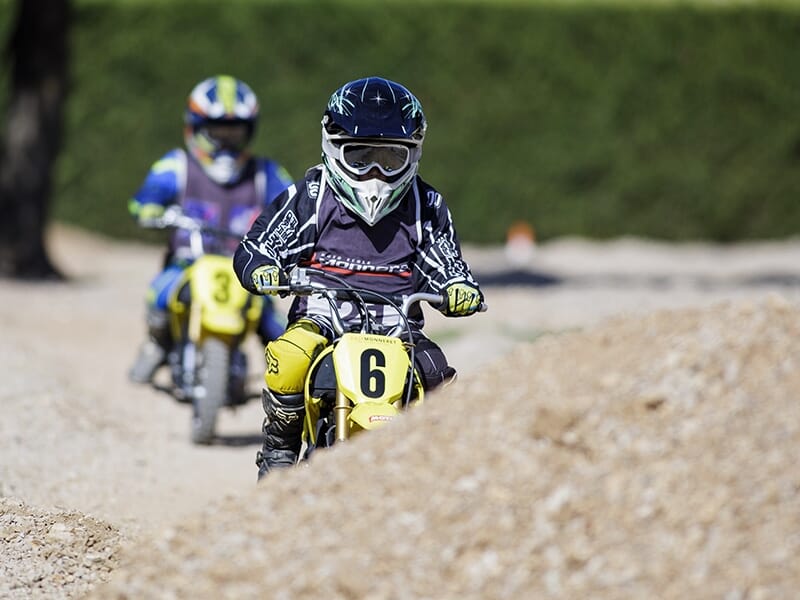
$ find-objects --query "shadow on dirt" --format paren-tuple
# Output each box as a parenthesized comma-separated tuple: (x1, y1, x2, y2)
(473, 269, 562, 287)
(475, 268, 800, 290)
(214, 433, 263, 447)
(149, 382, 264, 447)
(570, 273, 800, 290)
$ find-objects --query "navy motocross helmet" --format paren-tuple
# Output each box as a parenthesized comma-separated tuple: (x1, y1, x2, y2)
(321, 77, 427, 226)
(184, 75, 259, 185)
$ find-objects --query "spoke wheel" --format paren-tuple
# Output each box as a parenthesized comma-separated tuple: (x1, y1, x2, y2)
(190, 337, 229, 445)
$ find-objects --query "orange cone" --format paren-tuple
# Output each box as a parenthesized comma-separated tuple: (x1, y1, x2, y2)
(504, 221, 536, 267)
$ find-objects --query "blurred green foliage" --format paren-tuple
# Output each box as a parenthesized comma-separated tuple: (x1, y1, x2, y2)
(2, 0, 799, 243)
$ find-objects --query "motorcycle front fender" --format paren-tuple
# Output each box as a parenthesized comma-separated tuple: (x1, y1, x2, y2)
(348, 401, 400, 431)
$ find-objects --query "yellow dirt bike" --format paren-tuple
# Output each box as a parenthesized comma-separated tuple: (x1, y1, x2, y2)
(145, 210, 264, 444)
(263, 267, 482, 459)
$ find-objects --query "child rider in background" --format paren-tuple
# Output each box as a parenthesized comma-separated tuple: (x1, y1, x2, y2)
(128, 75, 293, 384)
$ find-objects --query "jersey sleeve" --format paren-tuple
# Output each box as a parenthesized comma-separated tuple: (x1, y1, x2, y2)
(233, 174, 318, 293)
(413, 181, 481, 294)
(128, 149, 184, 221)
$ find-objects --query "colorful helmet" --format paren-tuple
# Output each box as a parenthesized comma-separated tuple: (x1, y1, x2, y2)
(321, 77, 427, 226)
(184, 75, 259, 185)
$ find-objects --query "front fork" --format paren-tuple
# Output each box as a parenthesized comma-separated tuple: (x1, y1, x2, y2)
(334, 389, 350, 442)
(176, 335, 241, 401)
(179, 341, 199, 397)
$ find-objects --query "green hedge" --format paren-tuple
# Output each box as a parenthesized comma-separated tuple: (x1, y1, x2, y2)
(8, 1, 800, 242)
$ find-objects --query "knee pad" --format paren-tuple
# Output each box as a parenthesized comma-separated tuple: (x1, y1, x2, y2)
(265, 319, 328, 394)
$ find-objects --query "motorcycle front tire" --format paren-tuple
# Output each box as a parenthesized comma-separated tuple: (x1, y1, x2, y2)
(190, 337, 230, 445)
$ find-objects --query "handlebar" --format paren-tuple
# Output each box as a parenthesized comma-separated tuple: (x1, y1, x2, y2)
(141, 210, 242, 240)
(257, 267, 486, 337)
(273, 282, 487, 314)
(140, 208, 245, 258)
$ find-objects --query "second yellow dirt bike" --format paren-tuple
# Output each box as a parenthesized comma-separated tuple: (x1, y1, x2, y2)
(145, 210, 263, 444)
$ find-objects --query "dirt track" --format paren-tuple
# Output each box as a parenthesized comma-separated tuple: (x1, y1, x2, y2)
(2, 225, 800, 598)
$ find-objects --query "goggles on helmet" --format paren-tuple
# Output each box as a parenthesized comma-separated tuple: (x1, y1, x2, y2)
(197, 123, 251, 153)
(339, 142, 411, 177)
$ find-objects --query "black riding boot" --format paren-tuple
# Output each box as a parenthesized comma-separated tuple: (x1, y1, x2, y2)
(256, 390, 305, 481)
(129, 307, 171, 384)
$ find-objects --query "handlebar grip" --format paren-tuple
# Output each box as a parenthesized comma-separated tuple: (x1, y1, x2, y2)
(428, 299, 487, 313)
(138, 217, 165, 229)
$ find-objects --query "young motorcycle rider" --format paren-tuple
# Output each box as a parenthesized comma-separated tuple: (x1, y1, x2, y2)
(128, 75, 293, 384)
(233, 76, 484, 480)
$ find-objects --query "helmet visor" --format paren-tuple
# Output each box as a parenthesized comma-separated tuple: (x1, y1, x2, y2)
(198, 123, 251, 153)
(339, 143, 410, 177)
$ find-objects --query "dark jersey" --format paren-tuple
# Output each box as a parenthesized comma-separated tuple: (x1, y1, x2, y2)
(233, 166, 480, 333)
(130, 148, 293, 260)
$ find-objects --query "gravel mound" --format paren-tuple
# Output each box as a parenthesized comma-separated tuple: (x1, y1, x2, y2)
(0, 498, 122, 599)
(92, 295, 800, 599)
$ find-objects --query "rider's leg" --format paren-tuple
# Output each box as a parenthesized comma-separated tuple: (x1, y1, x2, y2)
(129, 306, 171, 381)
(410, 331, 457, 391)
(129, 265, 183, 384)
(256, 319, 328, 480)
(257, 296, 286, 345)
(256, 390, 305, 479)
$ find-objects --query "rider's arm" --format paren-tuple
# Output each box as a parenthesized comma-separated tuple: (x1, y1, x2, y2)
(412, 179, 482, 294)
(128, 149, 185, 224)
(233, 173, 318, 294)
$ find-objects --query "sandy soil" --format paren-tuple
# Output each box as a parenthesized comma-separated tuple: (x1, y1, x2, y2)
(2, 225, 800, 598)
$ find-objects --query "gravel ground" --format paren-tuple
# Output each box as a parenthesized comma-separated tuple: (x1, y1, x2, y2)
(2, 225, 800, 598)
